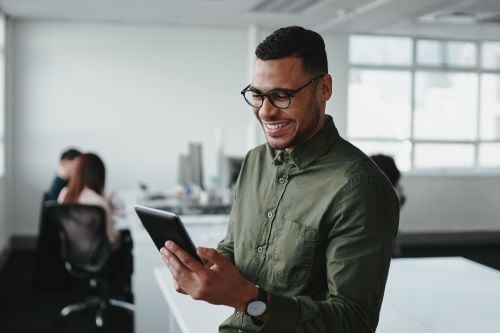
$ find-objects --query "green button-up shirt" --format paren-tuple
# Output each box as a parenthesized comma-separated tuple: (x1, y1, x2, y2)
(217, 115, 400, 333)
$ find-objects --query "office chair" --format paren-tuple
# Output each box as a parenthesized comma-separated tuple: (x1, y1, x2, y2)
(46, 203, 134, 328)
(32, 193, 74, 290)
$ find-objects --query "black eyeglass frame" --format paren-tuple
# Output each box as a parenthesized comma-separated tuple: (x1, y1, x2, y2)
(241, 74, 326, 110)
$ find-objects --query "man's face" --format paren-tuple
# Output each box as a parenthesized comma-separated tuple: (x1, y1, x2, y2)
(250, 57, 332, 150)
(59, 158, 78, 179)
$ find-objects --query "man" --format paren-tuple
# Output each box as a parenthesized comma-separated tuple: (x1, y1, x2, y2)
(46, 148, 81, 201)
(161, 26, 399, 332)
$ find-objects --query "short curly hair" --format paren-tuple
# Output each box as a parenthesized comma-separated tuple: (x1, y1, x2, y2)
(255, 26, 328, 75)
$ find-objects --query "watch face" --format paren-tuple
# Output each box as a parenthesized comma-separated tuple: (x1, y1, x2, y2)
(247, 300, 267, 317)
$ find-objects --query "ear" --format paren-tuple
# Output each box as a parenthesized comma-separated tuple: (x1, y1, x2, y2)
(318, 74, 333, 102)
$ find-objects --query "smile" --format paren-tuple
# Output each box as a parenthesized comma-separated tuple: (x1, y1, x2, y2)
(264, 122, 290, 130)
(263, 121, 291, 137)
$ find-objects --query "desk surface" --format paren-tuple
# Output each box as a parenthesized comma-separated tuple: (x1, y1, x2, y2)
(155, 257, 500, 333)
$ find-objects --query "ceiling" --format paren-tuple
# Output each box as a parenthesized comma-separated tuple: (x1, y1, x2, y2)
(0, 0, 499, 39)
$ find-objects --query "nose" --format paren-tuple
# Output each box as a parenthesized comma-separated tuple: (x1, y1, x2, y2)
(258, 96, 281, 119)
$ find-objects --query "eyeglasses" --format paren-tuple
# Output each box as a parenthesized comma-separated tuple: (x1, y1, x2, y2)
(241, 74, 325, 110)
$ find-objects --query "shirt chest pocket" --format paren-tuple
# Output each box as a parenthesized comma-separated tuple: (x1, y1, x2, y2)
(269, 218, 318, 289)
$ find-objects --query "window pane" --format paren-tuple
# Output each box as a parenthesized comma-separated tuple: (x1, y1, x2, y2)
(479, 143, 500, 168)
(350, 35, 412, 66)
(351, 140, 412, 172)
(0, 54, 4, 139)
(482, 42, 500, 70)
(0, 140, 3, 176)
(414, 71, 478, 140)
(446, 41, 476, 67)
(0, 16, 4, 47)
(417, 40, 442, 66)
(414, 143, 474, 168)
(348, 69, 411, 139)
(480, 74, 500, 140)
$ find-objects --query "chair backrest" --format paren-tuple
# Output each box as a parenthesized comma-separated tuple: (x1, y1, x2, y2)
(46, 203, 111, 274)
(33, 193, 73, 289)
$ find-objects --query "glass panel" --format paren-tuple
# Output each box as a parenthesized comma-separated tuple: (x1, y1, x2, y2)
(0, 15, 4, 47)
(417, 40, 442, 66)
(414, 71, 478, 140)
(481, 42, 500, 70)
(0, 15, 4, 177)
(0, 54, 4, 139)
(445, 41, 476, 67)
(0, 140, 3, 176)
(479, 143, 500, 168)
(348, 69, 411, 139)
(350, 35, 412, 66)
(414, 143, 474, 168)
(351, 140, 412, 172)
(480, 74, 500, 140)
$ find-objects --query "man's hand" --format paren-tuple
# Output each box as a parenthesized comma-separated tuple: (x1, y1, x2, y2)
(160, 241, 258, 313)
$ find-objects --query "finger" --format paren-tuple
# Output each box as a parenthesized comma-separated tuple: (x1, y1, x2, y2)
(160, 247, 183, 278)
(165, 241, 204, 273)
(173, 280, 187, 295)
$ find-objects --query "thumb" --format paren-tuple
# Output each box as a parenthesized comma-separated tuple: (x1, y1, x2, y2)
(197, 247, 228, 267)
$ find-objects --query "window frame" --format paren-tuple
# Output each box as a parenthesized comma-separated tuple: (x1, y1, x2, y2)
(348, 34, 500, 174)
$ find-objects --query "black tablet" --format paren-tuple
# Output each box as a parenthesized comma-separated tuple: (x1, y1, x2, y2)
(134, 205, 202, 263)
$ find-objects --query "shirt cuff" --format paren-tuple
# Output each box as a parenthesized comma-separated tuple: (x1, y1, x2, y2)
(258, 292, 299, 332)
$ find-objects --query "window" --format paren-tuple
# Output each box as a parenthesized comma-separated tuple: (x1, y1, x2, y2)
(348, 35, 500, 172)
(0, 15, 5, 177)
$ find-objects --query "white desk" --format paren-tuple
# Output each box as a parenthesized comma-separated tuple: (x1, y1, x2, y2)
(154, 257, 500, 333)
(380, 257, 500, 333)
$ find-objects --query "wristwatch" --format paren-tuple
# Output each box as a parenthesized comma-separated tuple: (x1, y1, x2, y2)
(245, 286, 268, 317)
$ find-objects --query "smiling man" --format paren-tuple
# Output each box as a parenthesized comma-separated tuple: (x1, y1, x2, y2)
(161, 26, 400, 332)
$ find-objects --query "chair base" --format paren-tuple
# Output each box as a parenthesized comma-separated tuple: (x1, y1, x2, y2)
(57, 296, 135, 327)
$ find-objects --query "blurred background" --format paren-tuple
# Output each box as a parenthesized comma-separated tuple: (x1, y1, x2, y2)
(0, 1, 499, 332)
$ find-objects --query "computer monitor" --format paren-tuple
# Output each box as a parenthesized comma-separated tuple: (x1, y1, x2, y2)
(221, 156, 243, 189)
(177, 143, 205, 190)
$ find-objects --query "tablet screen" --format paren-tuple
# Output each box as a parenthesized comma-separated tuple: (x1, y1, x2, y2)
(134, 205, 202, 262)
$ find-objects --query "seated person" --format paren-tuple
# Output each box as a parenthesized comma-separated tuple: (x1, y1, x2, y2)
(58, 153, 133, 298)
(370, 154, 406, 208)
(46, 148, 81, 201)
(58, 152, 121, 249)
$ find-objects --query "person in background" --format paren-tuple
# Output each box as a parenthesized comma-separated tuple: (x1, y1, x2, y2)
(46, 148, 81, 201)
(57, 152, 120, 249)
(370, 154, 406, 208)
(58, 152, 133, 298)
(161, 26, 399, 332)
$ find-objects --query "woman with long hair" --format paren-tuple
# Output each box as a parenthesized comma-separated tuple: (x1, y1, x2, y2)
(58, 153, 120, 249)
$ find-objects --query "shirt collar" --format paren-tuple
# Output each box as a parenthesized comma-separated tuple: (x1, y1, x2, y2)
(270, 115, 340, 169)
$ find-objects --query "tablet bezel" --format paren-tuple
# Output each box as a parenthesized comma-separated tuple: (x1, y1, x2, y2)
(134, 205, 202, 263)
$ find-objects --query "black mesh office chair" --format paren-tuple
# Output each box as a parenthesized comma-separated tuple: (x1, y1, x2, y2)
(33, 193, 75, 290)
(45, 203, 134, 328)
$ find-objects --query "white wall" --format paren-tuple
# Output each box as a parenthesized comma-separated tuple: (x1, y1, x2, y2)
(400, 175, 500, 232)
(11, 20, 253, 235)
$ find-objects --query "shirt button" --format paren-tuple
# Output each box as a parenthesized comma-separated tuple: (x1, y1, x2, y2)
(235, 311, 241, 318)
(257, 246, 264, 253)
(278, 177, 286, 184)
(267, 211, 273, 219)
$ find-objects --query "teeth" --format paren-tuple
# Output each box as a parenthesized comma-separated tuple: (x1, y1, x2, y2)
(266, 122, 288, 129)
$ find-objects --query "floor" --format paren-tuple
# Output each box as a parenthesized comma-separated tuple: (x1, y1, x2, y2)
(0, 250, 133, 333)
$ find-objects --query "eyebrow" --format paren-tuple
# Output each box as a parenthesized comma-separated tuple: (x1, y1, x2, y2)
(247, 85, 294, 94)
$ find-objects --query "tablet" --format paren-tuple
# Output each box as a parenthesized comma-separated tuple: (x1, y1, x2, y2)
(134, 205, 202, 263)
